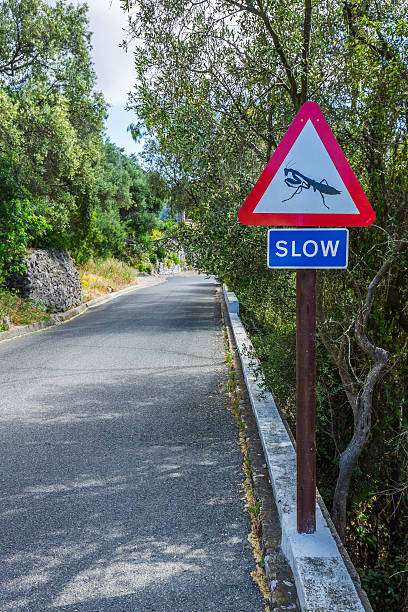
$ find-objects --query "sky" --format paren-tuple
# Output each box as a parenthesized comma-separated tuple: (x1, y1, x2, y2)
(69, 0, 142, 156)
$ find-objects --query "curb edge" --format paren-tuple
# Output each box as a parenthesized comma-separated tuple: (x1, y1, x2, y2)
(222, 284, 371, 612)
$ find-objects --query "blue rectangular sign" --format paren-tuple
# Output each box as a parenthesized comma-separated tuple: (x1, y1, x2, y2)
(267, 228, 349, 269)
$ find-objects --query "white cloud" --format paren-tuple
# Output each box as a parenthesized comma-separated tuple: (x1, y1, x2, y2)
(45, 0, 140, 153)
(65, 0, 136, 106)
(85, 0, 135, 105)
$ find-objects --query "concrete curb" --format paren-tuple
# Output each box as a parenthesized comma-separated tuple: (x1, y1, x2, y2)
(223, 284, 369, 612)
(0, 277, 166, 344)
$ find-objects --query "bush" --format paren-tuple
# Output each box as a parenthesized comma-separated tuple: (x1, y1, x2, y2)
(358, 556, 408, 611)
(91, 207, 128, 260)
(168, 252, 181, 265)
(154, 244, 167, 262)
(0, 199, 49, 284)
(137, 261, 153, 274)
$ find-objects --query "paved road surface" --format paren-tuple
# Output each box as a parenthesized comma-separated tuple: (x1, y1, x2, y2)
(0, 274, 264, 611)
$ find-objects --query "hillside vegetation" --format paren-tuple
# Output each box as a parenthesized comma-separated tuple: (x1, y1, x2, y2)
(0, 0, 169, 304)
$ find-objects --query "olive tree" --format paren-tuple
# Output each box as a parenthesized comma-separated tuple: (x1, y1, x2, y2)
(123, 0, 407, 602)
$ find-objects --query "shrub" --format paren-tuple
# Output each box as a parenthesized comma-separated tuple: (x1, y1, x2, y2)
(91, 207, 128, 260)
(0, 199, 49, 284)
(137, 261, 153, 274)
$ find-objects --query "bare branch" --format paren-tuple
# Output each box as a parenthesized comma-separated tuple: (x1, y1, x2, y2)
(332, 235, 408, 540)
(225, 0, 299, 105)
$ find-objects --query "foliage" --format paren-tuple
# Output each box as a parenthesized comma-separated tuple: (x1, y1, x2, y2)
(0, 0, 95, 91)
(0, 1, 166, 269)
(0, 288, 49, 327)
(98, 143, 164, 226)
(358, 555, 408, 611)
(0, 0, 106, 254)
(123, 0, 408, 607)
(0, 198, 49, 279)
(92, 207, 128, 260)
(136, 261, 153, 274)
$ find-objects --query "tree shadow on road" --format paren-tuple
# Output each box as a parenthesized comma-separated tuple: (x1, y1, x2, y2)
(0, 369, 261, 611)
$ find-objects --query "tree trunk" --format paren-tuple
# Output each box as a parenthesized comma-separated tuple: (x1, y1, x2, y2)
(319, 249, 406, 540)
(331, 352, 389, 540)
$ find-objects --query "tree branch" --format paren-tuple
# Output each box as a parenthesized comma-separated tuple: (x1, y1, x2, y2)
(301, 0, 312, 103)
(225, 0, 299, 105)
(332, 236, 407, 540)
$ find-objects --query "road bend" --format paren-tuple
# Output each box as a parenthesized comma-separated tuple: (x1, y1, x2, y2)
(0, 274, 264, 611)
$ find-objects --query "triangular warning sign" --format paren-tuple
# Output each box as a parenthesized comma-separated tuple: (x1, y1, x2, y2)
(238, 102, 375, 227)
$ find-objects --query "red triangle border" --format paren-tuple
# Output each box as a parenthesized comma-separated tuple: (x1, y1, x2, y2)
(238, 102, 375, 227)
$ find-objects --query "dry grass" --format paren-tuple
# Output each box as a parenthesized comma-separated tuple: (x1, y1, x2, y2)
(0, 290, 50, 329)
(79, 258, 138, 302)
(223, 323, 271, 607)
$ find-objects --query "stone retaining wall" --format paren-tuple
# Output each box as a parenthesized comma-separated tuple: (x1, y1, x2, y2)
(155, 262, 188, 275)
(7, 249, 82, 313)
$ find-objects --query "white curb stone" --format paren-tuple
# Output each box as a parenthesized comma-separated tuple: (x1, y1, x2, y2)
(223, 284, 365, 612)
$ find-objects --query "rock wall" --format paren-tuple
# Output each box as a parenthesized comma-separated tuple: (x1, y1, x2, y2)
(7, 249, 82, 313)
(152, 249, 188, 275)
(155, 262, 188, 275)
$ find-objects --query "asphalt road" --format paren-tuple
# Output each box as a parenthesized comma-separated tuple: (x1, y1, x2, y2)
(0, 274, 264, 611)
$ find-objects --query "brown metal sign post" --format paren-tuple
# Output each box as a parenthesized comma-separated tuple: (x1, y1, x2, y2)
(238, 102, 376, 535)
(296, 269, 316, 533)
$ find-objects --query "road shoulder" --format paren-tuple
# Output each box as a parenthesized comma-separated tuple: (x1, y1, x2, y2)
(219, 287, 300, 611)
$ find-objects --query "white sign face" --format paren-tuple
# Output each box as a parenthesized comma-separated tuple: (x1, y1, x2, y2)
(253, 120, 359, 215)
